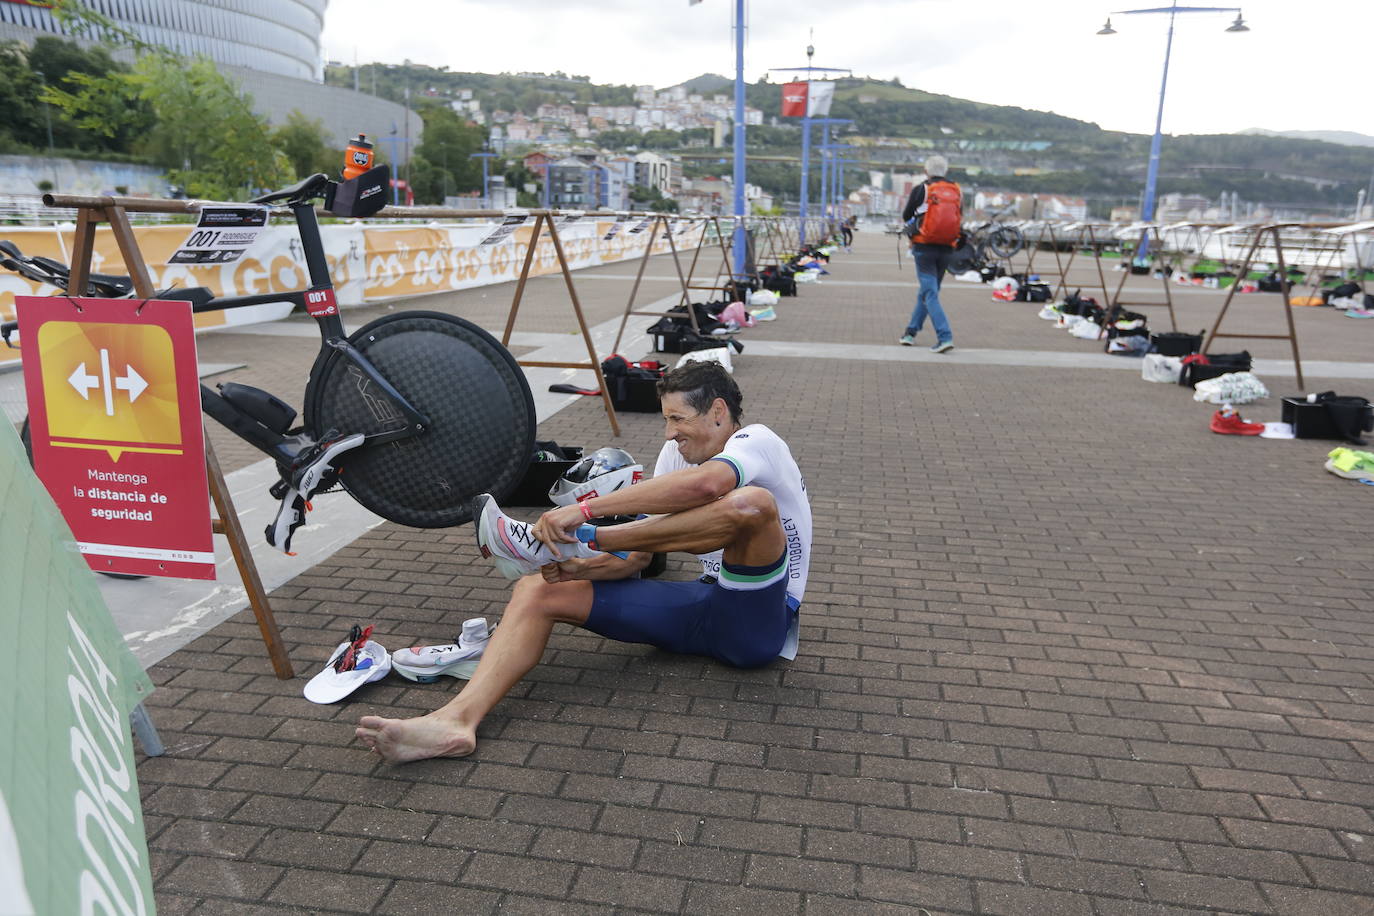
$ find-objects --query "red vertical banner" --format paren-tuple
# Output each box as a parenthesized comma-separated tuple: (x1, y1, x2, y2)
(17, 296, 216, 579)
(781, 81, 809, 118)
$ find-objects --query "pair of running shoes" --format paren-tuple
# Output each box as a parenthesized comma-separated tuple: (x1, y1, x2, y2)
(303, 493, 577, 703)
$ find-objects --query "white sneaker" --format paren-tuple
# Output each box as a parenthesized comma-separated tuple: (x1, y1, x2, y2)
(392, 618, 491, 682)
(473, 493, 554, 579)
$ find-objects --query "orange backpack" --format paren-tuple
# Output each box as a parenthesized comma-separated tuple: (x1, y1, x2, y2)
(913, 180, 962, 247)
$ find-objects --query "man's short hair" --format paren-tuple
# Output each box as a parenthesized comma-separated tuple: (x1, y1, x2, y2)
(657, 360, 743, 424)
(925, 155, 949, 178)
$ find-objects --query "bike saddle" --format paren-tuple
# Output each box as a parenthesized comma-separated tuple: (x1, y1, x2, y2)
(252, 173, 331, 206)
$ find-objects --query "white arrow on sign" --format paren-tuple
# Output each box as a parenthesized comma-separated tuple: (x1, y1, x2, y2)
(68, 362, 100, 400)
(114, 365, 147, 404)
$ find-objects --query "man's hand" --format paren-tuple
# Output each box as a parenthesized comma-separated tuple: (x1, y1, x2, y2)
(532, 504, 584, 554)
(540, 559, 587, 584)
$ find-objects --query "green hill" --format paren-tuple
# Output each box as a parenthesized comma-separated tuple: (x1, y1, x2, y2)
(324, 63, 1374, 214)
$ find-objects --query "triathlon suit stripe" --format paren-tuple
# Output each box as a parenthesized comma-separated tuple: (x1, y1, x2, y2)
(718, 554, 787, 591)
(709, 455, 743, 487)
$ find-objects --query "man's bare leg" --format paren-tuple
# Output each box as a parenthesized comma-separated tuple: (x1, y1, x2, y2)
(356, 576, 593, 764)
(591, 486, 784, 565)
(357, 487, 784, 764)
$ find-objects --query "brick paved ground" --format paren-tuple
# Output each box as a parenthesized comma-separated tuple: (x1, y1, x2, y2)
(137, 229, 1374, 914)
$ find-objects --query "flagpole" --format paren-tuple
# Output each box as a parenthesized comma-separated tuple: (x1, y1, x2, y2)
(800, 116, 811, 243)
(769, 46, 850, 248)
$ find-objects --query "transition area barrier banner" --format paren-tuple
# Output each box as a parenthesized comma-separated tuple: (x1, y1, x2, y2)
(0, 217, 708, 367)
(0, 420, 157, 915)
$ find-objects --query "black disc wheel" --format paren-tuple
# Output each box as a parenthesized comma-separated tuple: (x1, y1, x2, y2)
(305, 311, 535, 529)
(986, 225, 1025, 260)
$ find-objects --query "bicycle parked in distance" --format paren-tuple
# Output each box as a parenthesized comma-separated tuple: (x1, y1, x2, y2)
(944, 204, 1027, 276)
(964, 203, 1026, 261)
(2, 166, 536, 555)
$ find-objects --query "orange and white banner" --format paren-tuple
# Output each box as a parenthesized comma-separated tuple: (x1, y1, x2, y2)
(0, 218, 706, 367)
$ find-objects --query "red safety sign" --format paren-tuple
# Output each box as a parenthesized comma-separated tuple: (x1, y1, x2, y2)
(17, 296, 216, 579)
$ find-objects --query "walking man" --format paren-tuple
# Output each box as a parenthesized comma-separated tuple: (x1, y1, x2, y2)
(899, 155, 962, 353)
(356, 361, 811, 763)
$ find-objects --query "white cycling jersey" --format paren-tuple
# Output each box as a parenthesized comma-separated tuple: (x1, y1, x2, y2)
(653, 423, 811, 605)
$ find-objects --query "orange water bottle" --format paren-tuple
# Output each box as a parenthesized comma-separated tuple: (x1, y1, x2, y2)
(342, 133, 374, 180)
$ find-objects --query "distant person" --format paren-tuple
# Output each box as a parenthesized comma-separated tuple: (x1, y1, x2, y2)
(840, 215, 854, 249)
(898, 155, 962, 353)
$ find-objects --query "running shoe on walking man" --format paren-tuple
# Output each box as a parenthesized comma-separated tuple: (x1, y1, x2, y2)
(356, 361, 812, 763)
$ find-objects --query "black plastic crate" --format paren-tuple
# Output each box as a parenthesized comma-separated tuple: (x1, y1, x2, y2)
(607, 375, 661, 412)
(1281, 397, 1343, 439)
(506, 447, 584, 507)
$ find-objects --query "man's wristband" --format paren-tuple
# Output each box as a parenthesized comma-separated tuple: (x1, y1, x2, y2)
(580, 500, 595, 520)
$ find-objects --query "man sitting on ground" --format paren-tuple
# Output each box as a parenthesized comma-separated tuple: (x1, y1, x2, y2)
(356, 361, 812, 763)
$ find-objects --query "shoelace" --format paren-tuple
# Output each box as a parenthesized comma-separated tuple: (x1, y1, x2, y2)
(330, 624, 373, 672)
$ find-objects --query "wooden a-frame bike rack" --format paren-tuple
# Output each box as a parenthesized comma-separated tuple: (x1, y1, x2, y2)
(1047, 222, 1113, 308)
(607, 214, 706, 356)
(498, 210, 623, 436)
(1109, 225, 1179, 332)
(52, 194, 294, 680)
(1202, 222, 1305, 389)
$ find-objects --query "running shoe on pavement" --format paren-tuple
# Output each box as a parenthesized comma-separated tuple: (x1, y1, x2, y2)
(1209, 408, 1264, 436)
(1324, 447, 1374, 480)
(393, 618, 492, 682)
(473, 493, 554, 579)
(931, 341, 954, 354)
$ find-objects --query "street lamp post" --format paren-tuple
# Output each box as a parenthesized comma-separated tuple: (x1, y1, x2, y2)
(731, 0, 747, 282)
(470, 144, 496, 208)
(1099, 3, 1249, 258)
(811, 121, 852, 229)
(770, 43, 850, 244)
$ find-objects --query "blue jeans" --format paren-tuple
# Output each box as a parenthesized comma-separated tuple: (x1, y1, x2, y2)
(905, 244, 953, 343)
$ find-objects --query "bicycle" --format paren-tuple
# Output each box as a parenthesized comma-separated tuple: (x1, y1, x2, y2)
(2, 168, 536, 555)
(964, 204, 1026, 262)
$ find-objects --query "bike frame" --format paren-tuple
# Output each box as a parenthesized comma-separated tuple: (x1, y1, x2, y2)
(4, 196, 432, 469)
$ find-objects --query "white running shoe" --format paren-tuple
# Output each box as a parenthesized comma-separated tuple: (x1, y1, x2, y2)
(473, 493, 553, 579)
(392, 618, 492, 683)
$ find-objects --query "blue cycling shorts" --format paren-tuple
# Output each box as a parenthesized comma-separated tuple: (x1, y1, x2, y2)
(585, 554, 795, 669)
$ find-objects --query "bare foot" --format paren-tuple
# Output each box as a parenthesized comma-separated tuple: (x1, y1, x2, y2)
(355, 713, 476, 764)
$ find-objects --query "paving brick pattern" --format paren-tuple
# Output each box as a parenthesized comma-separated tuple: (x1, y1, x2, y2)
(136, 230, 1373, 914)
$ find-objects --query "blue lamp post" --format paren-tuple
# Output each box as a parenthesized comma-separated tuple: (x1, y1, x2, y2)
(1099, 3, 1249, 257)
(469, 144, 496, 208)
(812, 121, 852, 228)
(731, 0, 747, 282)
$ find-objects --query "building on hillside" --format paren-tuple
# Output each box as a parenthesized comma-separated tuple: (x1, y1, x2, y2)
(486, 175, 519, 209)
(602, 156, 636, 210)
(676, 184, 725, 215)
(1155, 192, 1211, 222)
(633, 152, 676, 198)
(548, 157, 595, 210)
(506, 116, 536, 143)
(969, 190, 1087, 220)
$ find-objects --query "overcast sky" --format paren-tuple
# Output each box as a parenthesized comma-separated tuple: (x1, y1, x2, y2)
(321, 0, 1374, 140)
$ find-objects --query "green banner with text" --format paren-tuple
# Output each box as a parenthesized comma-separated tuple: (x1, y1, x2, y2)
(0, 421, 156, 914)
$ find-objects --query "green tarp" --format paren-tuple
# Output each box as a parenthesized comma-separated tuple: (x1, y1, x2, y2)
(0, 421, 156, 915)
